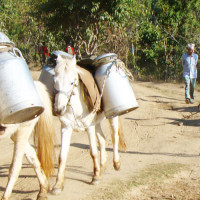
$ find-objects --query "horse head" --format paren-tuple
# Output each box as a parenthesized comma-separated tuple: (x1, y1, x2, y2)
(54, 54, 79, 116)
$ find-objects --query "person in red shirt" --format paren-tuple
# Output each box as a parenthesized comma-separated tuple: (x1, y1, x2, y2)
(65, 44, 75, 55)
(38, 42, 49, 66)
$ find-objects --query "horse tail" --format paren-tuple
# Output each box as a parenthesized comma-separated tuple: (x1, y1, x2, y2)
(34, 81, 56, 178)
(118, 117, 126, 152)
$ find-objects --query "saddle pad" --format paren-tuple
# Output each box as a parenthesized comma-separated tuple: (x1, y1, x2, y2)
(76, 65, 101, 111)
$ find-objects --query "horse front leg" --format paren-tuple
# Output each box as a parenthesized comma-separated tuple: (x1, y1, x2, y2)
(109, 116, 121, 171)
(2, 126, 32, 200)
(51, 126, 73, 195)
(95, 124, 107, 174)
(25, 143, 49, 200)
(87, 125, 101, 185)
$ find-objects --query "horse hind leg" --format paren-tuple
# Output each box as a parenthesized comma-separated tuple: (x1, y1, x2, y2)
(95, 124, 107, 174)
(87, 125, 101, 185)
(25, 143, 49, 200)
(2, 124, 34, 200)
(109, 116, 126, 171)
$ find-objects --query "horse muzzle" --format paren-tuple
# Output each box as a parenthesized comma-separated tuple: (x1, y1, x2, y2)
(54, 105, 66, 116)
(54, 92, 70, 116)
(0, 125, 6, 135)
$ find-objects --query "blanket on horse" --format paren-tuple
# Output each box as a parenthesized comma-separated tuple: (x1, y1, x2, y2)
(76, 65, 101, 112)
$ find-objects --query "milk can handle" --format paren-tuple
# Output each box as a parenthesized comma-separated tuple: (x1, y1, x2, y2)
(12, 47, 24, 59)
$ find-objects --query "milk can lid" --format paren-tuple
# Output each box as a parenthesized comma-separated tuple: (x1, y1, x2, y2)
(52, 50, 73, 58)
(0, 32, 15, 47)
(94, 53, 117, 61)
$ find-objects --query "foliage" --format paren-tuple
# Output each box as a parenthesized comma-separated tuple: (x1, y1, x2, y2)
(39, 0, 139, 59)
(136, 0, 200, 80)
(1, 0, 200, 80)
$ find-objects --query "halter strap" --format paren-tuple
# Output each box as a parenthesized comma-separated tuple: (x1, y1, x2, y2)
(55, 78, 78, 104)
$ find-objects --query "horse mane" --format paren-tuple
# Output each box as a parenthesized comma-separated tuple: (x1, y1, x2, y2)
(54, 55, 80, 75)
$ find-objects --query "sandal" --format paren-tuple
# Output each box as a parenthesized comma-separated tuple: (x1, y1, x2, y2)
(185, 98, 190, 104)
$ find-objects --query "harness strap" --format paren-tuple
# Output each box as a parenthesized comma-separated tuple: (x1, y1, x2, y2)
(55, 79, 78, 105)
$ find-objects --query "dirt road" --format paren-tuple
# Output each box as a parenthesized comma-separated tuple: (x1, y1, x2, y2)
(1, 71, 200, 199)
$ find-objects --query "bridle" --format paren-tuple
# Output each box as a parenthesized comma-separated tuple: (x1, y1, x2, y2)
(55, 77, 79, 106)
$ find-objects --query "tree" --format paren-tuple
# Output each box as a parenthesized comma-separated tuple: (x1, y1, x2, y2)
(39, 0, 142, 59)
(136, 0, 200, 80)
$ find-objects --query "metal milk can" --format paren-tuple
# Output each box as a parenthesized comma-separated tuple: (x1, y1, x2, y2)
(94, 53, 138, 118)
(0, 49, 44, 125)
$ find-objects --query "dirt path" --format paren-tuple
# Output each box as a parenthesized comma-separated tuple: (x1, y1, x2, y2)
(1, 70, 200, 199)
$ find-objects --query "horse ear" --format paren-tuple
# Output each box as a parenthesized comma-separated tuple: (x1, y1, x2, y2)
(56, 54, 62, 63)
(72, 55, 76, 67)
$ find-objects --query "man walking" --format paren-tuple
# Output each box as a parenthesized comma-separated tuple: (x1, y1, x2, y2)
(182, 43, 198, 104)
(65, 44, 75, 55)
(38, 42, 49, 67)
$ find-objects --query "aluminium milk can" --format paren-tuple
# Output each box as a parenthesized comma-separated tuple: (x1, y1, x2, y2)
(0, 48, 44, 125)
(94, 53, 138, 118)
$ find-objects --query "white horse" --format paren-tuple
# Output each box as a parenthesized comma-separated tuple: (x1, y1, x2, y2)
(0, 81, 56, 200)
(51, 55, 126, 195)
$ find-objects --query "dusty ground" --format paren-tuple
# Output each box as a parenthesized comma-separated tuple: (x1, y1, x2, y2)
(1, 70, 200, 200)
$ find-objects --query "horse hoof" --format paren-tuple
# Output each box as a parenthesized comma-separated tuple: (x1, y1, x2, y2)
(113, 161, 121, 171)
(51, 187, 63, 195)
(37, 195, 47, 200)
(37, 197, 47, 200)
(100, 164, 107, 174)
(91, 177, 100, 185)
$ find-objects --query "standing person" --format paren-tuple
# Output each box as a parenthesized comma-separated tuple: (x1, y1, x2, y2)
(65, 44, 75, 55)
(182, 43, 198, 104)
(38, 42, 49, 67)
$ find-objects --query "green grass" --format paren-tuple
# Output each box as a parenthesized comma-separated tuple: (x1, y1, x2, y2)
(83, 163, 186, 200)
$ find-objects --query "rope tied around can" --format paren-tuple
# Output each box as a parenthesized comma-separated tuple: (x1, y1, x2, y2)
(114, 59, 134, 81)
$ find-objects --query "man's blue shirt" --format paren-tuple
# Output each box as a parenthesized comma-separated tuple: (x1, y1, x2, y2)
(182, 53, 198, 78)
